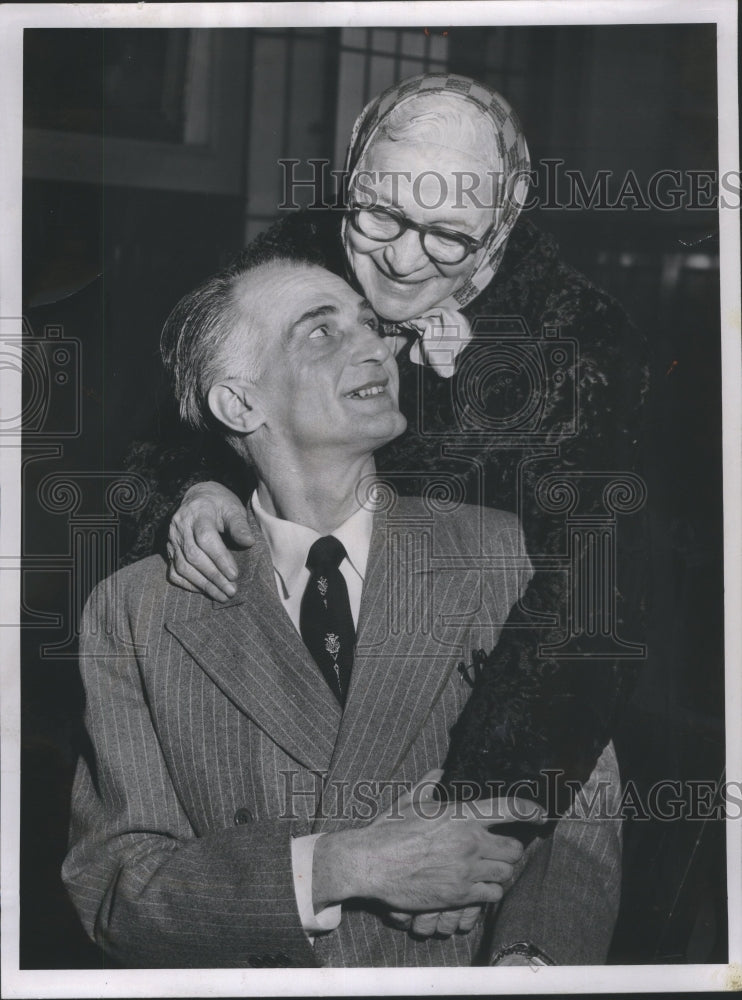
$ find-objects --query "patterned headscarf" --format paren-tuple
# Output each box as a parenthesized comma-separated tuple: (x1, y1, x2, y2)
(342, 73, 531, 313)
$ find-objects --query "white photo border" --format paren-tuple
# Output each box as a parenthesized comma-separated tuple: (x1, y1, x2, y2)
(1, 2, 739, 996)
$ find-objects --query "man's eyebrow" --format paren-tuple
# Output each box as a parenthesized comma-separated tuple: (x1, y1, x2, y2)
(289, 304, 339, 333)
(287, 300, 375, 340)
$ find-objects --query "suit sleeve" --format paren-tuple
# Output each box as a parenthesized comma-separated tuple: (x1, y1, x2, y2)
(489, 740, 623, 965)
(62, 578, 318, 969)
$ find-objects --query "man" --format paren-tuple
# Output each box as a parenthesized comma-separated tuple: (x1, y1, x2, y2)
(63, 251, 622, 968)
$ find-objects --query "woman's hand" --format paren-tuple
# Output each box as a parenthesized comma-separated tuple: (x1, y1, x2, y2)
(166, 482, 254, 601)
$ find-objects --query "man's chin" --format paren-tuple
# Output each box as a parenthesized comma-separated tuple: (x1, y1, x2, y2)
(363, 411, 407, 448)
(383, 412, 408, 443)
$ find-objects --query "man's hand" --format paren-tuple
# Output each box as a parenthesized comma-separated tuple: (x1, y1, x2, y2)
(384, 776, 486, 938)
(387, 905, 482, 938)
(312, 769, 544, 915)
(167, 482, 254, 601)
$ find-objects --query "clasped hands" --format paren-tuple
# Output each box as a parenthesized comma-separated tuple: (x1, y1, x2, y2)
(167, 486, 546, 941)
(312, 768, 545, 940)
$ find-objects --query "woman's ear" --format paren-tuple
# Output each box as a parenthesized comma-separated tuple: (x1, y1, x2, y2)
(207, 380, 266, 435)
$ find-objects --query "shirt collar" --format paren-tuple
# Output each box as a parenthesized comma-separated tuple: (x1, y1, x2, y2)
(251, 488, 373, 599)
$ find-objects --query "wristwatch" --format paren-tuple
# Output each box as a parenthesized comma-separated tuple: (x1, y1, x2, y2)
(491, 941, 556, 966)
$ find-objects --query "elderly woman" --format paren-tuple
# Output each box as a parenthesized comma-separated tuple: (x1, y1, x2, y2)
(127, 74, 647, 960)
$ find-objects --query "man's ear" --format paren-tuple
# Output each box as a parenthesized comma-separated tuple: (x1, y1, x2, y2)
(207, 379, 266, 435)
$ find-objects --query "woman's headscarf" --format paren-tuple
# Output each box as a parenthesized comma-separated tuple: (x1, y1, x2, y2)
(341, 73, 531, 376)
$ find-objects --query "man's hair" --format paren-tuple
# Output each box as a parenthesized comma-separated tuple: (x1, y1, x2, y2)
(160, 244, 316, 431)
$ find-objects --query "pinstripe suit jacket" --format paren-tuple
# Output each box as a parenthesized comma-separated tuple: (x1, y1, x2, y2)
(63, 496, 622, 968)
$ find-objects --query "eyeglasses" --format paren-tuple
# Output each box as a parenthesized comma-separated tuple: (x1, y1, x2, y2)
(348, 204, 491, 266)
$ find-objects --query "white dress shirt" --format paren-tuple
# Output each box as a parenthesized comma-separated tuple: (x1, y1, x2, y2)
(251, 488, 371, 631)
(251, 489, 373, 938)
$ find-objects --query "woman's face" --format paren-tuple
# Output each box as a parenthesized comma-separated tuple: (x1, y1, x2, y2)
(346, 139, 495, 322)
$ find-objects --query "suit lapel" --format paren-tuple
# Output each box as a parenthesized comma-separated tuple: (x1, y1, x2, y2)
(314, 502, 477, 832)
(164, 498, 493, 813)
(165, 528, 341, 775)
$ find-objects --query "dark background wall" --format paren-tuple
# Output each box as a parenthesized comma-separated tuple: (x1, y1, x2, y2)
(19, 24, 725, 967)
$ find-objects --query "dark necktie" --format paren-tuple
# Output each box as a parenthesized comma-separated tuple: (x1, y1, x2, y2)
(299, 536, 355, 706)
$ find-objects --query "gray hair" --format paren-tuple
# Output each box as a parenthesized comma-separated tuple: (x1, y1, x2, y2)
(161, 269, 248, 431)
(376, 92, 501, 166)
(160, 254, 308, 432)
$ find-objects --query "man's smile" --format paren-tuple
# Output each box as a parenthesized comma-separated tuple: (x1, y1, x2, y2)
(345, 378, 390, 400)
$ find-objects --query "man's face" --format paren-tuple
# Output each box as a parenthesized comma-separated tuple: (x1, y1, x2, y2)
(231, 262, 406, 459)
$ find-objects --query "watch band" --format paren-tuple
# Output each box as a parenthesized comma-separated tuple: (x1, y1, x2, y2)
(491, 941, 556, 966)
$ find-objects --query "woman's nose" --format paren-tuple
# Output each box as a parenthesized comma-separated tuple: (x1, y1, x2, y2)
(382, 227, 428, 276)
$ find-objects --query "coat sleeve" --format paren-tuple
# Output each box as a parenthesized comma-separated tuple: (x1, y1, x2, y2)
(62, 578, 318, 969)
(438, 270, 644, 964)
(489, 740, 623, 965)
